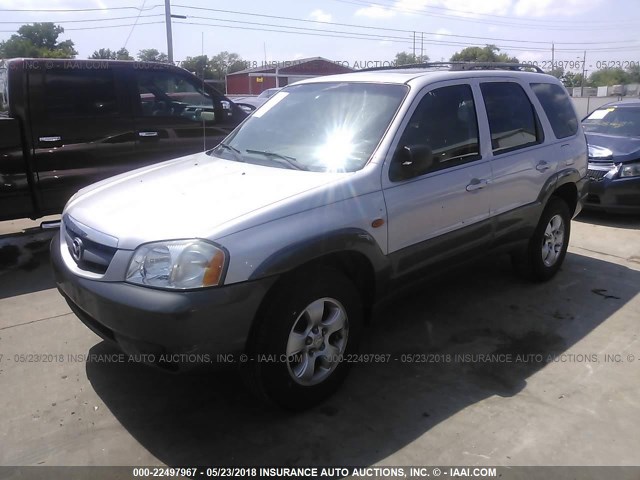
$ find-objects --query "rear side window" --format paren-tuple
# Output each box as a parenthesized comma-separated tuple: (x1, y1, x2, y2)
(530, 82, 578, 139)
(45, 69, 120, 118)
(480, 82, 542, 154)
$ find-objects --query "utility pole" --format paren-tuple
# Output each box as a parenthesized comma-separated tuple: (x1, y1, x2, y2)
(413, 31, 416, 59)
(421, 32, 424, 62)
(551, 42, 554, 70)
(165, 0, 174, 63)
(581, 50, 587, 97)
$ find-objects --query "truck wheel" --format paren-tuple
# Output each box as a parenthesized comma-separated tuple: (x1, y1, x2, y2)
(244, 267, 362, 410)
(513, 197, 571, 282)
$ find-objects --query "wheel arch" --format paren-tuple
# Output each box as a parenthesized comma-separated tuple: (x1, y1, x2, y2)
(539, 167, 582, 217)
(247, 229, 389, 335)
(551, 181, 578, 216)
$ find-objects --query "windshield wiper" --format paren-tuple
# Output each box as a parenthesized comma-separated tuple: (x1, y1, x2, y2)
(245, 149, 309, 171)
(214, 142, 245, 163)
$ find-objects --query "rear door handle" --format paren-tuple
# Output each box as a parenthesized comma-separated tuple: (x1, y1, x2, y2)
(536, 161, 550, 172)
(39, 136, 61, 142)
(138, 131, 159, 137)
(466, 178, 490, 192)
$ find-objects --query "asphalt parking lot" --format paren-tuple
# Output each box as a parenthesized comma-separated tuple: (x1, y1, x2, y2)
(0, 212, 638, 467)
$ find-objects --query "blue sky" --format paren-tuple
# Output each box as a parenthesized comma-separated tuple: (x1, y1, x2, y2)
(1, 0, 640, 73)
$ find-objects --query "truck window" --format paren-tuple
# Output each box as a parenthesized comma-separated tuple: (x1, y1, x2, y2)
(134, 70, 218, 123)
(45, 69, 120, 118)
(0, 63, 8, 114)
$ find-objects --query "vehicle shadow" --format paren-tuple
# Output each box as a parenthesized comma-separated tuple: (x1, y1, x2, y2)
(85, 252, 639, 466)
(0, 231, 57, 300)
(576, 210, 640, 230)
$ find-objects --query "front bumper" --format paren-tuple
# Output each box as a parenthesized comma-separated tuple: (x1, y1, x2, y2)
(51, 232, 277, 370)
(584, 173, 640, 214)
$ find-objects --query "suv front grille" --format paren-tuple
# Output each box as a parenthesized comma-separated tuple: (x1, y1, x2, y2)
(63, 215, 118, 274)
(587, 168, 609, 181)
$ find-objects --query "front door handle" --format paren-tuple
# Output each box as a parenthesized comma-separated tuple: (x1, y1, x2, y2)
(39, 136, 62, 143)
(536, 161, 551, 172)
(466, 178, 490, 192)
(138, 131, 159, 138)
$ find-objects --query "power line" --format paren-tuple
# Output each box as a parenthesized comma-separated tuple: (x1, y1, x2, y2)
(0, 2, 625, 29)
(170, 5, 637, 47)
(168, 18, 640, 54)
(181, 15, 548, 52)
(1, 3, 635, 49)
(1, 5, 638, 57)
(0, 5, 161, 12)
(0, 14, 163, 24)
(123, 0, 148, 50)
(0, 21, 165, 33)
(1, 14, 637, 54)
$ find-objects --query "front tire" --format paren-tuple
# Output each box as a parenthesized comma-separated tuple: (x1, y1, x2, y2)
(514, 197, 571, 282)
(244, 267, 363, 410)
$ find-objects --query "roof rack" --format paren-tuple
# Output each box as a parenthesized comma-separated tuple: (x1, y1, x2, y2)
(358, 61, 544, 74)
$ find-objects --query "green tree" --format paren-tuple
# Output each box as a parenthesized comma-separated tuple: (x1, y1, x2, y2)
(450, 44, 518, 63)
(546, 67, 564, 79)
(90, 48, 116, 59)
(588, 67, 629, 87)
(208, 51, 245, 80)
(137, 48, 169, 62)
(116, 48, 134, 60)
(626, 64, 640, 83)
(394, 51, 429, 66)
(560, 71, 585, 88)
(0, 23, 77, 58)
(181, 55, 212, 78)
(90, 47, 134, 60)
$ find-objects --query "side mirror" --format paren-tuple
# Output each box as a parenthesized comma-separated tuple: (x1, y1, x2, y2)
(200, 111, 216, 122)
(392, 144, 434, 180)
(234, 103, 257, 115)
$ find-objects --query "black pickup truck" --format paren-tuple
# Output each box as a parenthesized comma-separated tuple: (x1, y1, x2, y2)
(0, 58, 248, 221)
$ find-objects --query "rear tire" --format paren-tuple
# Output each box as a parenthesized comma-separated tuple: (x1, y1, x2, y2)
(244, 267, 363, 410)
(513, 197, 571, 282)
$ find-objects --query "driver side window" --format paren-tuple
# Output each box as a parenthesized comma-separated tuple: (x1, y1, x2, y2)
(134, 70, 218, 123)
(390, 84, 480, 181)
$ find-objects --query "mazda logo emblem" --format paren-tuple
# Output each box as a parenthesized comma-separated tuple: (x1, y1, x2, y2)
(71, 237, 84, 263)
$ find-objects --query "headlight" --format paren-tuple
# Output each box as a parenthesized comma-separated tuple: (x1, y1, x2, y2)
(126, 239, 226, 289)
(620, 162, 640, 178)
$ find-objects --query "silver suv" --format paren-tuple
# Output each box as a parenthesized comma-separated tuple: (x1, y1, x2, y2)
(52, 63, 588, 409)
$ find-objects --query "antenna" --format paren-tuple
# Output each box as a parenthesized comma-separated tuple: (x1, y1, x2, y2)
(201, 31, 206, 152)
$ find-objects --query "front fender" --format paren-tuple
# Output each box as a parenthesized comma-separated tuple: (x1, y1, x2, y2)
(249, 227, 391, 296)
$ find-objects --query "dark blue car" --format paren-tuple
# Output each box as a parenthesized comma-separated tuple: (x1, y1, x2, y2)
(582, 100, 640, 213)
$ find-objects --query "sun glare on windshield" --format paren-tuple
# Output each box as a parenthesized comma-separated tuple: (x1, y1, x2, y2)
(315, 129, 356, 171)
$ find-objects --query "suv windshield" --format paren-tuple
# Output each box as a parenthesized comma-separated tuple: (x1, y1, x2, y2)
(210, 82, 408, 172)
(583, 106, 640, 137)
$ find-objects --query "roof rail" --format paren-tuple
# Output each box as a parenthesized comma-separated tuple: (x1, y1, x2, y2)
(358, 61, 545, 74)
